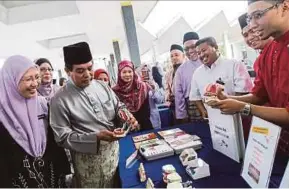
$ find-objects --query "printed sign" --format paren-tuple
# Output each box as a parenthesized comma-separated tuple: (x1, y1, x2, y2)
(241, 117, 281, 188)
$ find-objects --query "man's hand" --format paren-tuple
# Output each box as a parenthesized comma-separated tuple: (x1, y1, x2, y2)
(96, 130, 118, 142)
(212, 99, 246, 114)
(164, 101, 171, 107)
(216, 85, 227, 100)
(118, 109, 140, 131)
(200, 110, 208, 119)
(126, 114, 139, 131)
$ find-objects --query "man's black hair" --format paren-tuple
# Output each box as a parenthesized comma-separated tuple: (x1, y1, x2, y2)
(195, 37, 218, 49)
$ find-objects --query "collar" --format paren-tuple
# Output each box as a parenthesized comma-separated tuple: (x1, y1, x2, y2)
(204, 56, 222, 70)
(260, 40, 273, 54)
(187, 59, 201, 64)
(275, 30, 289, 43)
(67, 77, 87, 91)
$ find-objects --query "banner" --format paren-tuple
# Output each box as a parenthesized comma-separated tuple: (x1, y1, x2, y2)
(241, 117, 281, 188)
(207, 106, 244, 162)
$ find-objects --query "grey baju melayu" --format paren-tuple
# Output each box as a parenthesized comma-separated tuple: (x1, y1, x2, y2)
(50, 79, 125, 188)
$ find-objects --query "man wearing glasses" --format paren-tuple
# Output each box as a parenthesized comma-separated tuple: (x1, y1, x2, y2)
(174, 32, 203, 123)
(211, 0, 289, 157)
(238, 13, 272, 51)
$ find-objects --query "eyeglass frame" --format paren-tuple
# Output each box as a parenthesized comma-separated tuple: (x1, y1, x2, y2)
(20, 75, 41, 84)
(39, 67, 54, 72)
(246, 3, 280, 24)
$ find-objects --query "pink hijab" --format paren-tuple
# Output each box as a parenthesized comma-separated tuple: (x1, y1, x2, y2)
(113, 60, 150, 112)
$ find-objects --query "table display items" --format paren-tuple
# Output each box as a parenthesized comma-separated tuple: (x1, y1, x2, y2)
(133, 132, 157, 143)
(114, 109, 136, 138)
(113, 127, 130, 138)
(139, 163, 147, 182)
(146, 178, 155, 189)
(167, 182, 183, 189)
(158, 128, 185, 138)
(135, 138, 159, 150)
(179, 148, 198, 167)
(162, 164, 176, 183)
(203, 82, 221, 105)
(126, 150, 139, 168)
(158, 128, 202, 154)
(167, 172, 182, 183)
(139, 139, 174, 161)
(166, 181, 193, 189)
(186, 158, 210, 180)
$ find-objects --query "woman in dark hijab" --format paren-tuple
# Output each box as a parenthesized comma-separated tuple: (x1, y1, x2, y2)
(35, 58, 60, 101)
(152, 64, 163, 89)
(0, 55, 70, 188)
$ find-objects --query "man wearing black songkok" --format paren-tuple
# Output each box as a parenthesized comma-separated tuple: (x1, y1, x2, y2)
(50, 42, 139, 187)
(164, 44, 186, 125)
(238, 13, 272, 51)
(174, 32, 203, 124)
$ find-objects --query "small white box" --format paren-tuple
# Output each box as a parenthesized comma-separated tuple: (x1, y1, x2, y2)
(186, 158, 210, 180)
(179, 148, 198, 167)
(167, 172, 182, 184)
(167, 182, 183, 188)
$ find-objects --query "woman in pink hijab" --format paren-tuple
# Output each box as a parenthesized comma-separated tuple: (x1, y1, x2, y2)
(113, 60, 153, 131)
(0, 55, 70, 187)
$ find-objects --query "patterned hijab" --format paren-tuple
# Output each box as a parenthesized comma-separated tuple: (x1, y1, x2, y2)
(0, 55, 47, 157)
(113, 60, 150, 113)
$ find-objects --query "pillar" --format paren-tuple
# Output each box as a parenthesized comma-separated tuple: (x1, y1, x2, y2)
(222, 30, 233, 59)
(152, 41, 158, 63)
(110, 53, 117, 79)
(113, 39, 122, 64)
(121, 1, 141, 67)
(58, 69, 62, 78)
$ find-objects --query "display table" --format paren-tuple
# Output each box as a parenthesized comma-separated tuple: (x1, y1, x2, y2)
(118, 122, 286, 188)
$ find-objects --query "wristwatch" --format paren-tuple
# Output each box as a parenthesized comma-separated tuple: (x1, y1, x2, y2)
(240, 103, 251, 116)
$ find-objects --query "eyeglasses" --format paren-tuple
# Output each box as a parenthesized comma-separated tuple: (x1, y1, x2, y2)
(21, 75, 41, 84)
(40, 67, 53, 72)
(246, 3, 279, 24)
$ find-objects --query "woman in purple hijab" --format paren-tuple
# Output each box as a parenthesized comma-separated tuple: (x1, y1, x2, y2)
(35, 58, 60, 101)
(0, 55, 70, 188)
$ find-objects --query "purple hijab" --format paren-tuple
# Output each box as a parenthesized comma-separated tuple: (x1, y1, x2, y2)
(0, 55, 47, 157)
(37, 83, 60, 102)
(35, 58, 60, 101)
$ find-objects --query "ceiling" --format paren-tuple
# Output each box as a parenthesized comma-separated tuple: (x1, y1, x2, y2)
(0, 1, 157, 70)
(0, 1, 246, 71)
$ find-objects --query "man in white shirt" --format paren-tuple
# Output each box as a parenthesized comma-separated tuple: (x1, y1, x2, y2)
(189, 37, 253, 118)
